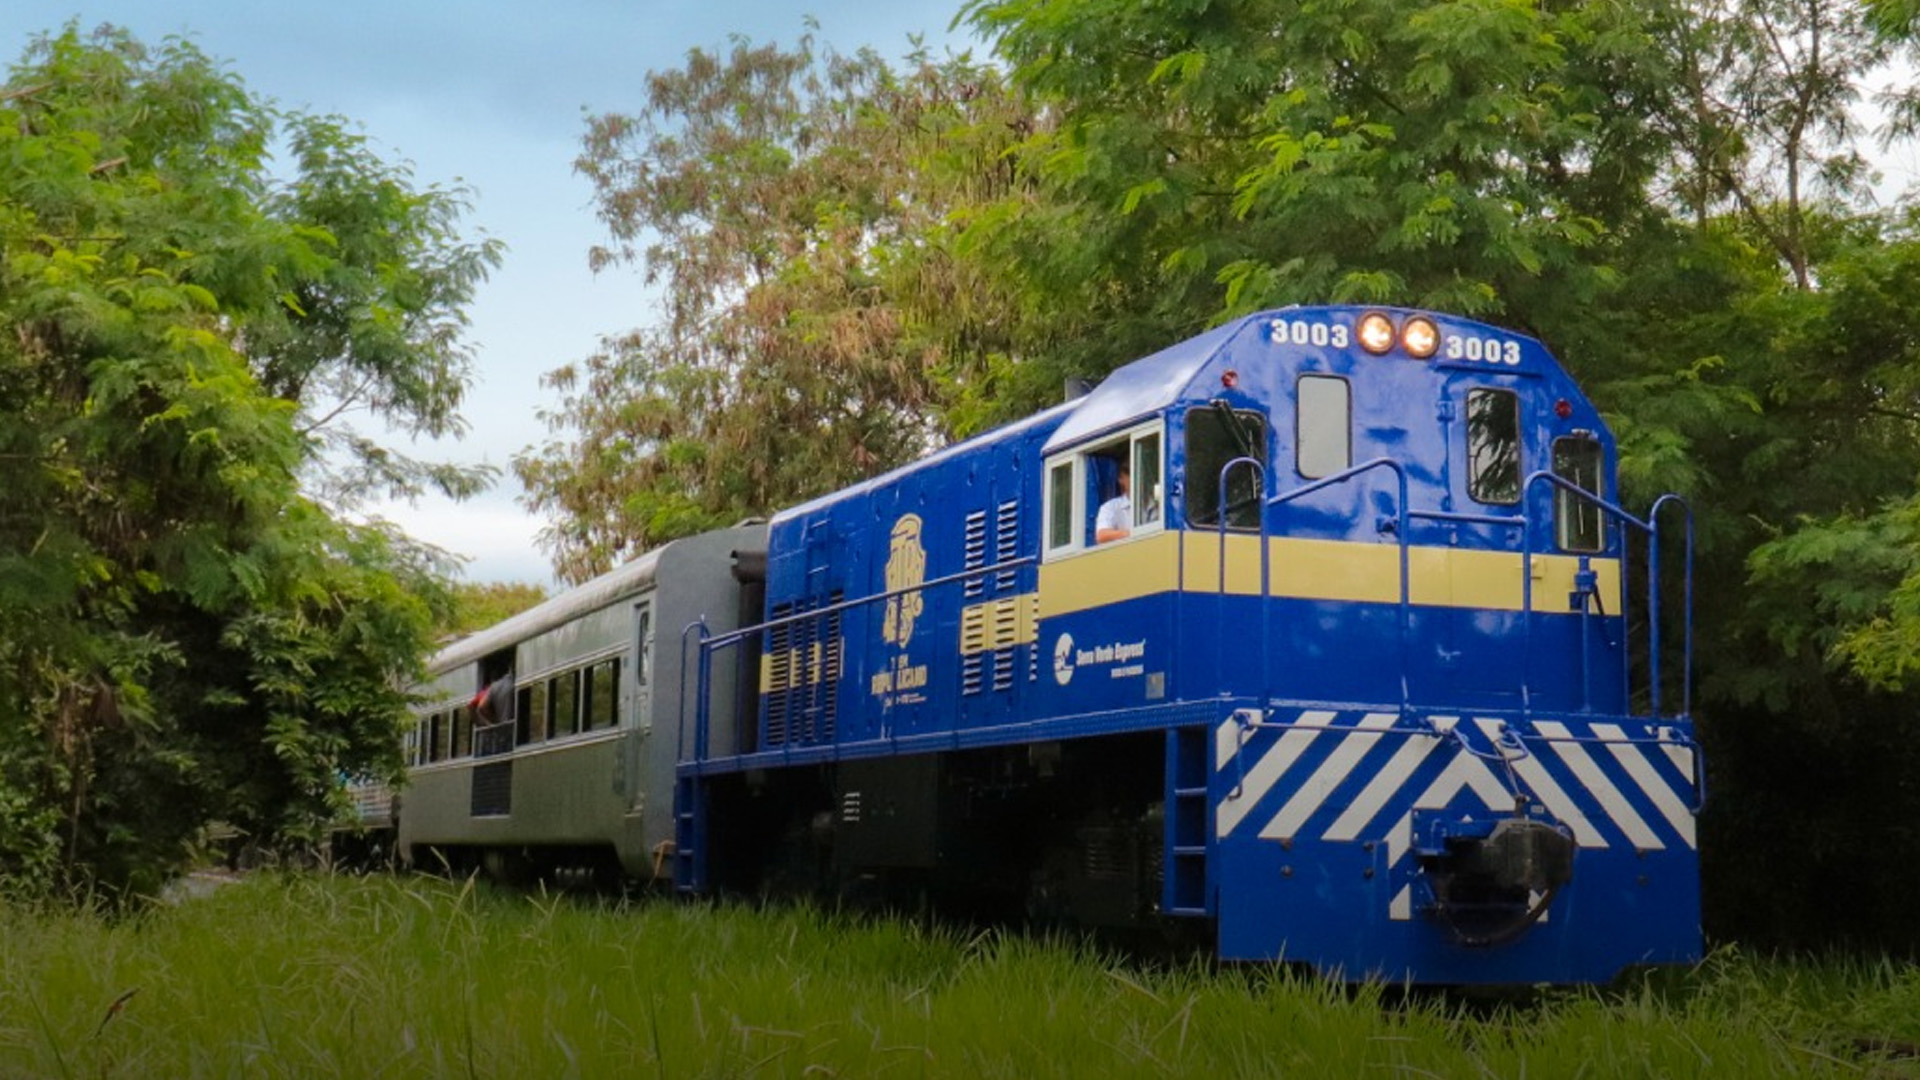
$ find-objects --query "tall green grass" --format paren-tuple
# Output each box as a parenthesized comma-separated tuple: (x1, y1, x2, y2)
(2, 873, 1916, 1077)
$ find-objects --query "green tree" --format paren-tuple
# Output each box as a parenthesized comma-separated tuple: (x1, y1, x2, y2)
(516, 35, 1031, 583)
(436, 581, 550, 639)
(949, 0, 1676, 420)
(0, 26, 489, 897)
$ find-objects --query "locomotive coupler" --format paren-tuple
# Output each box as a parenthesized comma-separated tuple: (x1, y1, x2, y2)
(1412, 811, 1575, 947)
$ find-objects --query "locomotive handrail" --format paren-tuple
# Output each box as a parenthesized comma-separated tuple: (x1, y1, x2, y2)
(682, 555, 1038, 767)
(1519, 472, 1693, 722)
(677, 620, 713, 765)
(1647, 493, 1696, 723)
(1264, 457, 1415, 714)
(1213, 456, 1271, 707)
(696, 555, 1037, 654)
(1257, 459, 1692, 726)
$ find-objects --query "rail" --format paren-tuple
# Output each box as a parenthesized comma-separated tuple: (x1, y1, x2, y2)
(678, 554, 1038, 768)
(1220, 456, 1696, 723)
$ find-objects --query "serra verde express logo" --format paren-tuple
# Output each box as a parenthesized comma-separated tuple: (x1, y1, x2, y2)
(1053, 632, 1076, 686)
(1054, 631, 1148, 688)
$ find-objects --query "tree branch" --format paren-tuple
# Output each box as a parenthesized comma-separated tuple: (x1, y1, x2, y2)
(298, 371, 380, 436)
(0, 81, 51, 103)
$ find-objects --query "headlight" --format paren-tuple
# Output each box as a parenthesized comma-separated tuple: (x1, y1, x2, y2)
(1357, 312, 1395, 355)
(1402, 316, 1440, 359)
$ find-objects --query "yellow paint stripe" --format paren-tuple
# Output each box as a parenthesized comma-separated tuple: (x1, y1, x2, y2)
(1038, 532, 1181, 619)
(1040, 531, 1623, 616)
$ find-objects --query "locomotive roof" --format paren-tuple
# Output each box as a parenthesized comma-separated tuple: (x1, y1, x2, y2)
(1041, 316, 1253, 453)
(772, 306, 1564, 527)
(427, 544, 671, 675)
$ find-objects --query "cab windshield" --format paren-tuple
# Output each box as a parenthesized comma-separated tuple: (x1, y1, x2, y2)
(1186, 405, 1267, 529)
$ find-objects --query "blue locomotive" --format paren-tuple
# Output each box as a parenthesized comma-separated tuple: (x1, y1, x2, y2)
(388, 306, 1698, 985)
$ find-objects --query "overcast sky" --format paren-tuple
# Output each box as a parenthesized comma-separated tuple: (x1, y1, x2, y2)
(3, 2, 974, 584)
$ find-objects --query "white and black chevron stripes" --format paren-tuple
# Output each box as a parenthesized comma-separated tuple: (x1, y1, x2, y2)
(1214, 709, 1697, 919)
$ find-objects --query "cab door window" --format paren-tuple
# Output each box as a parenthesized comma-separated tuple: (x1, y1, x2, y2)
(1296, 376, 1351, 480)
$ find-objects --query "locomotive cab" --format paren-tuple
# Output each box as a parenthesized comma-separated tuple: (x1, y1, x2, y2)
(1035, 309, 1629, 717)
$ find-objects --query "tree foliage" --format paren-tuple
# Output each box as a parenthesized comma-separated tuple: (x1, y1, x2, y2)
(0, 26, 488, 898)
(436, 581, 550, 640)
(516, 35, 1033, 583)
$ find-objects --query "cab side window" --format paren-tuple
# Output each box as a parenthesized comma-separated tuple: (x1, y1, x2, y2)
(1046, 460, 1075, 553)
(1044, 424, 1165, 553)
(1131, 432, 1163, 531)
(1553, 435, 1605, 552)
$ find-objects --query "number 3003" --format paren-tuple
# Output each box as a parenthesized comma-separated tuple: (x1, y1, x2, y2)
(1267, 319, 1350, 349)
(1445, 335, 1521, 365)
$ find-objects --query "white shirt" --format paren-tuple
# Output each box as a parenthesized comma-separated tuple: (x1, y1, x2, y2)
(1096, 494, 1131, 537)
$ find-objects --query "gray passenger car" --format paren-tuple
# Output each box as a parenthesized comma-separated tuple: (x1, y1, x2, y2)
(387, 524, 765, 879)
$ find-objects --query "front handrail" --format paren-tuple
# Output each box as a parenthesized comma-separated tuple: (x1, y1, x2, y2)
(1648, 493, 1696, 721)
(1251, 458, 1693, 723)
(1519, 471, 1693, 721)
(1267, 457, 1414, 713)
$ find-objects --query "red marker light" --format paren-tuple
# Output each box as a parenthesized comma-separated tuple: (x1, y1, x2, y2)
(1222, 370, 1239, 389)
(1555, 399, 1573, 419)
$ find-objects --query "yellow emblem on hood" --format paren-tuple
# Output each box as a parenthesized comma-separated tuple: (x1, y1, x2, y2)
(882, 514, 926, 647)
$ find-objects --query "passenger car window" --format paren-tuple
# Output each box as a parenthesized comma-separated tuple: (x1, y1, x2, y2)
(552, 670, 580, 736)
(588, 659, 620, 730)
(517, 682, 549, 745)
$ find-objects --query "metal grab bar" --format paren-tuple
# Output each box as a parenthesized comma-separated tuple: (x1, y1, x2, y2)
(473, 720, 516, 758)
(1243, 457, 1694, 724)
(1647, 493, 1696, 722)
(1213, 456, 1270, 707)
(1519, 471, 1693, 721)
(682, 554, 1039, 767)
(1265, 457, 1415, 714)
(677, 620, 711, 766)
